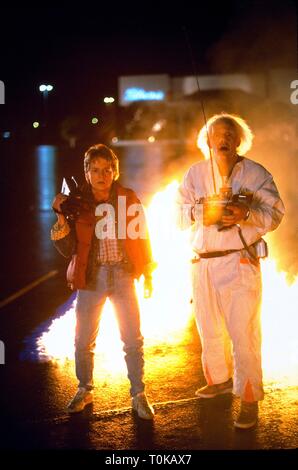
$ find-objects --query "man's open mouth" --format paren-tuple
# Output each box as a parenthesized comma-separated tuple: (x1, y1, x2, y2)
(219, 145, 229, 151)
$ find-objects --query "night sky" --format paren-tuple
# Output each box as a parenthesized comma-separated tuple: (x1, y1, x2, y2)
(0, 2, 296, 131)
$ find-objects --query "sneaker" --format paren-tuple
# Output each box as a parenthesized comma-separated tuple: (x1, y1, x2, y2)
(132, 392, 155, 420)
(234, 401, 258, 429)
(195, 378, 233, 398)
(67, 387, 93, 413)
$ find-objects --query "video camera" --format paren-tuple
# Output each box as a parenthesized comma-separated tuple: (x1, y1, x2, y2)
(197, 187, 253, 229)
(59, 176, 88, 221)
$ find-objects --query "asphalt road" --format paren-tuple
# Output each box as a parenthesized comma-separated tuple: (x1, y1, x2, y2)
(0, 274, 297, 453)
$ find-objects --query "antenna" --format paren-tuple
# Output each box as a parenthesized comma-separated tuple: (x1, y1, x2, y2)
(182, 26, 217, 194)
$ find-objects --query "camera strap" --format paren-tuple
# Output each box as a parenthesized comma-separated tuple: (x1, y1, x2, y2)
(236, 225, 259, 266)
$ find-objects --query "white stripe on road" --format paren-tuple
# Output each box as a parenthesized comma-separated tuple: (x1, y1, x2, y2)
(27, 396, 203, 425)
(0, 270, 58, 309)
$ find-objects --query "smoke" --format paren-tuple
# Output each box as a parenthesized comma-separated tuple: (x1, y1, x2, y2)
(250, 105, 298, 279)
(120, 2, 298, 276)
(206, 0, 297, 73)
(203, 1, 298, 278)
(159, 93, 298, 278)
(159, 2, 298, 278)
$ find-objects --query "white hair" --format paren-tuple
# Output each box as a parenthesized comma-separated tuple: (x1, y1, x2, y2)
(197, 113, 254, 158)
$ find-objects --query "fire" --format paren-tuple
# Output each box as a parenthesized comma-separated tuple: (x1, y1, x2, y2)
(261, 258, 298, 386)
(37, 182, 193, 372)
(37, 182, 298, 387)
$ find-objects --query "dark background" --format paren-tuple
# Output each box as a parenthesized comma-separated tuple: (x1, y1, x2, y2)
(0, 1, 296, 136)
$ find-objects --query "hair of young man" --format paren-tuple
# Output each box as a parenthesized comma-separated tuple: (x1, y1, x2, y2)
(84, 144, 119, 180)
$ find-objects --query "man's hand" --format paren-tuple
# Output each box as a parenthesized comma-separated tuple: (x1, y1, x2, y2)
(52, 193, 68, 225)
(221, 204, 249, 227)
(144, 276, 153, 299)
(52, 193, 68, 212)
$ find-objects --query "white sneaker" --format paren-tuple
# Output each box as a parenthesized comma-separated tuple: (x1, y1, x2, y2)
(132, 392, 154, 420)
(67, 387, 93, 413)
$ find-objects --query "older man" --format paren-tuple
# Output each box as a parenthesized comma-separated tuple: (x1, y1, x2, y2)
(176, 113, 285, 428)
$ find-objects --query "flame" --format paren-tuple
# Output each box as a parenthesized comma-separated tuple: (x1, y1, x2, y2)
(37, 182, 298, 387)
(37, 182, 193, 373)
(261, 258, 298, 386)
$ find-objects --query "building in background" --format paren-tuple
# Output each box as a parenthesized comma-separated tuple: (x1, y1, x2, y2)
(116, 70, 297, 143)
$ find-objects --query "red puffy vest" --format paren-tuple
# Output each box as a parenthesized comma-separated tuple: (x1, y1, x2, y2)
(66, 183, 153, 290)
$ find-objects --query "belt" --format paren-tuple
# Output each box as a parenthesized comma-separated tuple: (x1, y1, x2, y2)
(192, 249, 240, 263)
(97, 259, 134, 273)
(97, 259, 126, 266)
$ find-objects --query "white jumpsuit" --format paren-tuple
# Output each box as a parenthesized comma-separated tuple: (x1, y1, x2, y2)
(176, 157, 285, 401)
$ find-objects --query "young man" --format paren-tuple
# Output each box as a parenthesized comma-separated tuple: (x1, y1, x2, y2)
(176, 113, 285, 429)
(51, 144, 155, 419)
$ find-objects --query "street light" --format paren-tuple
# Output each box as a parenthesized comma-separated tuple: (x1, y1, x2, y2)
(103, 96, 115, 104)
(103, 97, 116, 140)
(39, 84, 54, 126)
(39, 84, 53, 92)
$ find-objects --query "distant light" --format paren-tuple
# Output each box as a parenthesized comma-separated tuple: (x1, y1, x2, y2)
(148, 136, 155, 143)
(39, 84, 54, 92)
(111, 137, 118, 144)
(33, 121, 40, 128)
(104, 97, 115, 104)
(3, 131, 11, 139)
(152, 123, 162, 132)
(152, 119, 166, 132)
(91, 117, 99, 124)
(36, 145, 56, 210)
(124, 88, 165, 102)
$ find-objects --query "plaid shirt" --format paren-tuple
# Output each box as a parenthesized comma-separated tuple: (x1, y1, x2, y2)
(96, 189, 124, 265)
(98, 238, 124, 264)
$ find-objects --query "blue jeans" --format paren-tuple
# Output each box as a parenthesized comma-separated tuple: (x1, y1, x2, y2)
(75, 263, 145, 397)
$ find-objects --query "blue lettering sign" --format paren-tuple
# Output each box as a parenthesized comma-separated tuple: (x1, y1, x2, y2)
(124, 87, 165, 102)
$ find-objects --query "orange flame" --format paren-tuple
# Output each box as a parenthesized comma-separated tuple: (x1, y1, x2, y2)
(37, 182, 298, 387)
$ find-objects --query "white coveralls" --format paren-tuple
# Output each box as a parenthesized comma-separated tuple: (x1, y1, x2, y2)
(176, 157, 285, 401)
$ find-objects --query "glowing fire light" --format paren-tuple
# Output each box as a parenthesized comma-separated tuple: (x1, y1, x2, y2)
(37, 182, 193, 372)
(37, 182, 298, 387)
(261, 258, 298, 386)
